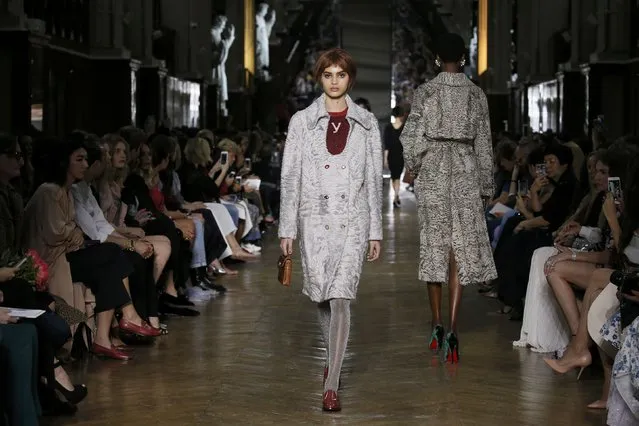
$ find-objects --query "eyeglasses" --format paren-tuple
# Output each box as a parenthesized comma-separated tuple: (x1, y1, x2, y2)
(0, 151, 23, 160)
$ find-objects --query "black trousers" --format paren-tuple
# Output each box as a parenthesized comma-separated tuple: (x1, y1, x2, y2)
(0, 280, 71, 405)
(259, 181, 279, 216)
(66, 243, 133, 313)
(0, 323, 40, 426)
(194, 208, 228, 264)
(143, 214, 190, 290)
(123, 250, 159, 320)
(495, 227, 553, 308)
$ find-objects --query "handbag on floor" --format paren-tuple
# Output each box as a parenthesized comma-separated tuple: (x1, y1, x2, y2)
(278, 254, 292, 286)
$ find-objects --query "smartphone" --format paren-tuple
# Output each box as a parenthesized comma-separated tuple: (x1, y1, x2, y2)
(244, 158, 251, 169)
(229, 171, 236, 179)
(517, 180, 529, 196)
(535, 163, 547, 177)
(608, 177, 622, 204)
(11, 257, 28, 269)
(220, 151, 229, 165)
(235, 176, 242, 185)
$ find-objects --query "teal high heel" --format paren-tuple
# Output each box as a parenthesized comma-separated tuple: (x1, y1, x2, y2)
(429, 325, 445, 353)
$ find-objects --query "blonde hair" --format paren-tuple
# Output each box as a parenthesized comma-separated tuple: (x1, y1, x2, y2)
(196, 129, 215, 144)
(101, 133, 130, 185)
(217, 138, 240, 155)
(184, 137, 212, 167)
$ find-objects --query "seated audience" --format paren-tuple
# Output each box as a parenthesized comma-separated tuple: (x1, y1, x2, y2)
(23, 136, 158, 361)
(513, 148, 623, 354)
(494, 141, 577, 320)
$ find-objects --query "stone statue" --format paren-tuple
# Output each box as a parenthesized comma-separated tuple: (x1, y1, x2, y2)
(255, 2, 276, 80)
(211, 15, 235, 116)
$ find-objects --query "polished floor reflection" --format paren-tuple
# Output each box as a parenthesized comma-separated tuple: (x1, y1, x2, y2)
(46, 186, 607, 425)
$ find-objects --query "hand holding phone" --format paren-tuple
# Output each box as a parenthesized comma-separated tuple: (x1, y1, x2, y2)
(608, 177, 622, 205)
(220, 151, 229, 165)
(535, 163, 547, 178)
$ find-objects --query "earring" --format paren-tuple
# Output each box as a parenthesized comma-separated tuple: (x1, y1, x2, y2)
(460, 58, 466, 67)
(435, 58, 441, 68)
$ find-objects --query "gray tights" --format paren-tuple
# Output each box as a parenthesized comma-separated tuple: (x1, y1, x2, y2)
(317, 298, 351, 392)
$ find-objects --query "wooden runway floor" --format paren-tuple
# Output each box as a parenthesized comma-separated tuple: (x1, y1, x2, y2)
(47, 186, 607, 425)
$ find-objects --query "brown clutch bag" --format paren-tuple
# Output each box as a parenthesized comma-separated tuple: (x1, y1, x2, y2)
(278, 254, 292, 286)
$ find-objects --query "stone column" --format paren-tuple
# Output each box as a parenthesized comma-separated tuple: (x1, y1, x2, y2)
(484, 0, 511, 94)
(141, 0, 153, 64)
(0, 0, 25, 28)
(225, 0, 251, 92)
(112, 0, 124, 49)
(590, 0, 631, 61)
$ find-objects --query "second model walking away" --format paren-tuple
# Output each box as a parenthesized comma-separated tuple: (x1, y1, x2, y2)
(278, 48, 383, 411)
(401, 33, 497, 363)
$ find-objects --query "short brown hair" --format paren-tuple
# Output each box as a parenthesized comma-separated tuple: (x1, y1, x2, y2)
(313, 48, 357, 90)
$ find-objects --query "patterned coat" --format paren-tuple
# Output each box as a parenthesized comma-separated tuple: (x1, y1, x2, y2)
(401, 72, 497, 285)
(279, 94, 383, 303)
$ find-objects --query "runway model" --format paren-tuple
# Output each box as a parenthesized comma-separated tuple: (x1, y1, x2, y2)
(279, 48, 383, 411)
(400, 33, 497, 363)
(383, 106, 406, 208)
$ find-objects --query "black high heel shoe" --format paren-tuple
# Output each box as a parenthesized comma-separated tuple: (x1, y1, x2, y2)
(197, 267, 227, 293)
(442, 332, 459, 364)
(429, 324, 445, 353)
(53, 362, 88, 404)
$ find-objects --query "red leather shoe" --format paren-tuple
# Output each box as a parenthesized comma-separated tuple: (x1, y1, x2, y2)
(92, 343, 132, 360)
(322, 390, 341, 412)
(142, 322, 162, 337)
(119, 319, 158, 337)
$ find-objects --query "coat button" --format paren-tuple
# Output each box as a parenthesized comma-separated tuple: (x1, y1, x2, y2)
(325, 164, 330, 169)
(341, 165, 346, 169)
(324, 195, 329, 199)
(325, 225, 329, 230)
(341, 224, 346, 229)
(341, 194, 345, 199)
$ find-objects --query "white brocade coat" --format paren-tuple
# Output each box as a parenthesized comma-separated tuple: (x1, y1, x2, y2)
(401, 72, 497, 285)
(278, 95, 383, 303)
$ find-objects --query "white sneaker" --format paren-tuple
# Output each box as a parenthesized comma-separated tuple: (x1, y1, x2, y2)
(241, 243, 262, 254)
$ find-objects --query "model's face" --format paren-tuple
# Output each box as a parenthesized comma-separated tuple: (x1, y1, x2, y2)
(68, 148, 88, 182)
(112, 142, 127, 169)
(321, 65, 350, 100)
(593, 160, 610, 192)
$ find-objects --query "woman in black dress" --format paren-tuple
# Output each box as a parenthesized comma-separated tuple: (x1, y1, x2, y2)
(384, 106, 406, 208)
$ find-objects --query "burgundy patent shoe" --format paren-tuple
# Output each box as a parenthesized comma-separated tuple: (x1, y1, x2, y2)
(119, 319, 159, 337)
(322, 390, 341, 412)
(91, 343, 132, 360)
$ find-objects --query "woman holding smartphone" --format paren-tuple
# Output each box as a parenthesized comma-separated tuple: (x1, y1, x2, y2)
(279, 48, 382, 412)
(400, 33, 496, 363)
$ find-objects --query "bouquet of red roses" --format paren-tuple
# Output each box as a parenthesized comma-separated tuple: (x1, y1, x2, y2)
(0, 249, 49, 291)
